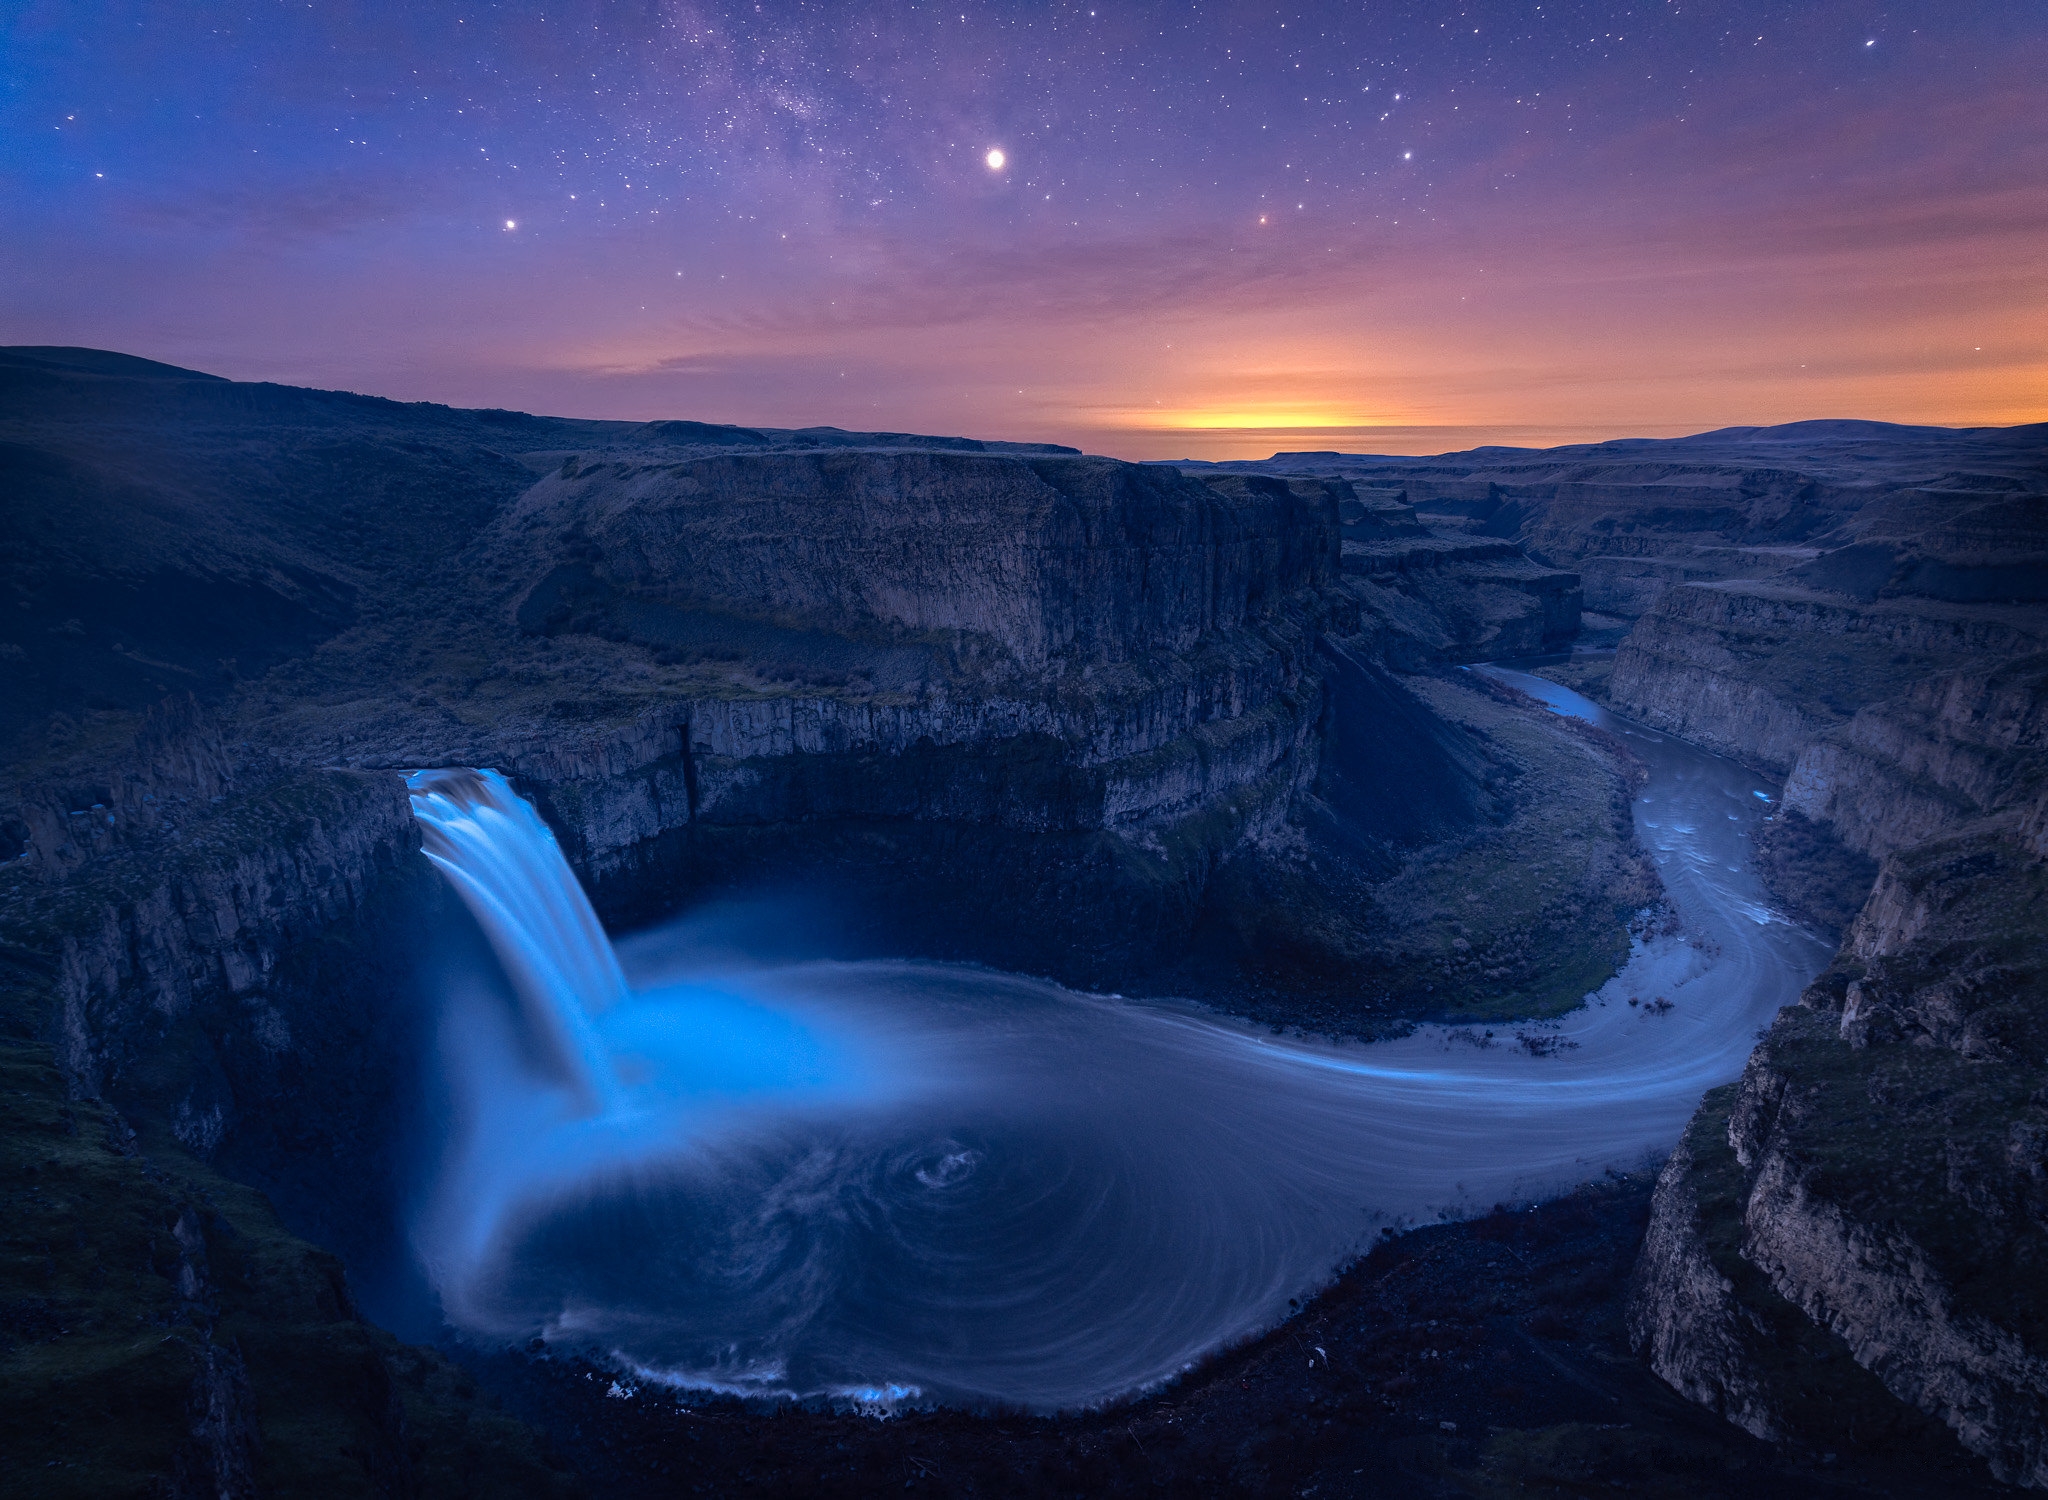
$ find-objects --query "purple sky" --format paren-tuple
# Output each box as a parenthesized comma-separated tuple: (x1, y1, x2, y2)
(5, 1, 2043, 456)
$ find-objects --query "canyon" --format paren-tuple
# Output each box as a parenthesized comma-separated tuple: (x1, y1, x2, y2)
(4, 345, 2046, 1495)
(1213, 421, 2048, 1486)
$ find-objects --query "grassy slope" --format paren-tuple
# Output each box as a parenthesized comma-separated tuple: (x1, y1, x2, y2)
(0, 924, 580, 1498)
(1204, 669, 1658, 1035)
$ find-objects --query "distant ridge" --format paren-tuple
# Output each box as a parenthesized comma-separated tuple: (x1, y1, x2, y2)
(0, 345, 1081, 457)
(1163, 417, 2048, 471)
(4, 345, 229, 382)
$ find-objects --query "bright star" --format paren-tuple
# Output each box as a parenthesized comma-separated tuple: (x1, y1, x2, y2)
(985, 147, 1006, 171)
(504, 219, 517, 230)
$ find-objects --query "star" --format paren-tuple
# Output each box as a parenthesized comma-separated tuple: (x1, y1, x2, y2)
(985, 147, 1006, 171)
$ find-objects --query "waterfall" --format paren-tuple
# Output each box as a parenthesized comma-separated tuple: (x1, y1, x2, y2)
(406, 768, 625, 1115)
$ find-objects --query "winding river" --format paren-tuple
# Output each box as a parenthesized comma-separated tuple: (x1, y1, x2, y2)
(404, 668, 1830, 1411)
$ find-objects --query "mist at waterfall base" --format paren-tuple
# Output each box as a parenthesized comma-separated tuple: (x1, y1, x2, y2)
(403, 672, 1829, 1412)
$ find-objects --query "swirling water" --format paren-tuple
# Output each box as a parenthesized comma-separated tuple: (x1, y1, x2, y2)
(404, 670, 1829, 1411)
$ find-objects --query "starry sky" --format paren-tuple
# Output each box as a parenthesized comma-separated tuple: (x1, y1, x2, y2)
(4, 2, 2043, 456)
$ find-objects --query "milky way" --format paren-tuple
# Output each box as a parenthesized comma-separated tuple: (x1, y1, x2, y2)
(5, 2, 2042, 451)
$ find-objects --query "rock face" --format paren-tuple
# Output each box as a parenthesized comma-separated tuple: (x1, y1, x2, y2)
(467, 449, 1341, 978)
(1630, 833, 2048, 1484)
(1187, 470, 1582, 665)
(515, 450, 1332, 668)
(1555, 426, 2048, 1479)
(1609, 583, 2047, 775)
(1625, 1086, 1934, 1449)
(1784, 654, 2048, 862)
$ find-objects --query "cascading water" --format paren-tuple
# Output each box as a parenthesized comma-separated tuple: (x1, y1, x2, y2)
(410, 770, 626, 1115)
(404, 673, 1830, 1410)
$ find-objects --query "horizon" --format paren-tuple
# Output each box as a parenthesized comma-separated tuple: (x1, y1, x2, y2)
(13, 341, 2042, 466)
(5, 2, 2044, 459)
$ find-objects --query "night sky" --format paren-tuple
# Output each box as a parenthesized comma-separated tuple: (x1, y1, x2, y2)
(5, 2, 2042, 456)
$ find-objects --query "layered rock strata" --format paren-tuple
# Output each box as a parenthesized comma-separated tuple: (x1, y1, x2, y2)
(1189, 470, 1582, 666)
(1562, 430, 2048, 1481)
(1631, 829, 2048, 1484)
(1180, 418, 2048, 623)
(434, 448, 1342, 977)
(1608, 583, 2047, 775)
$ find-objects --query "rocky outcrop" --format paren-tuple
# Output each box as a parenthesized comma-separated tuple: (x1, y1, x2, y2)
(1632, 830, 2048, 1484)
(0, 996, 579, 1497)
(1783, 654, 2048, 861)
(1627, 1086, 1933, 1448)
(4, 694, 236, 875)
(1607, 583, 2048, 774)
(1613, 502, 2048, 1481)
(36, 771, 416, 1102)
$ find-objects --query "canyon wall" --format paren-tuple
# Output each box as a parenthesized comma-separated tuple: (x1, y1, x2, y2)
(1608, 584, 2046, 776)
(469, 448, 1337, 975)
(1629, 831, 2048, 1485)
(1587, 424, 2048, 1481)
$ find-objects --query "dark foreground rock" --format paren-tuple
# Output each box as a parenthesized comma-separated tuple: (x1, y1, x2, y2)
(0, 968, 580, 1500)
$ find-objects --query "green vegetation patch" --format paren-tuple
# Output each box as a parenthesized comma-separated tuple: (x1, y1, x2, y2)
(1531, 655, 1615, 702)
(1667, 1083, 1950, 1449)
(1751, 808, 1878, 937)
(0, 852, 581, 1498)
